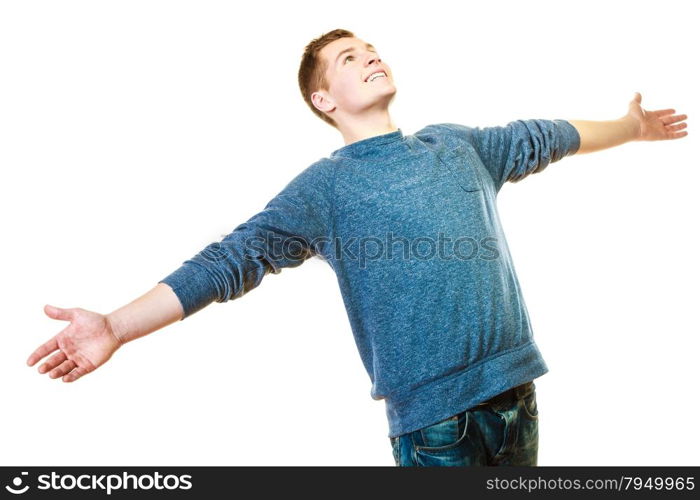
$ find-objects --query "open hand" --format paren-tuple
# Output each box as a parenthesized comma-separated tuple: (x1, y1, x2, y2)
(27, 305, 123, 383)
(627, 92, 688, 141)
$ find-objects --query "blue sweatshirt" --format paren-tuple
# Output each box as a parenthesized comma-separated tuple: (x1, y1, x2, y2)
(158, 119, 581, 438)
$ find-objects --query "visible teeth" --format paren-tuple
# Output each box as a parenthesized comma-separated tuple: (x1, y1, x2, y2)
(367, 71, 387, 82)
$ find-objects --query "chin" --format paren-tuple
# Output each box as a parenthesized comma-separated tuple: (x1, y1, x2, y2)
(383, 86, 398, 102)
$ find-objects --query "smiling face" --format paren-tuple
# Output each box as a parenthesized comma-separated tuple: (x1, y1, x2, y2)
(312, 36, 397, 123)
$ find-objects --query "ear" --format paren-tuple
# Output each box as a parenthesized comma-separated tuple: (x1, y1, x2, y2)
(311, 90, 336, 114)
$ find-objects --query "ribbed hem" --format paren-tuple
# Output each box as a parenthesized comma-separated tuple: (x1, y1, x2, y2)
(384, 340, 549, 438)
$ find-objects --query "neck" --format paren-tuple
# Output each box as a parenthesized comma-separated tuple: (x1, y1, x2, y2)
(336, 110, 398, 146)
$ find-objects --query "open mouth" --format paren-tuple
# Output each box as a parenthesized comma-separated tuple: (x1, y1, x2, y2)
(364, 71, 388, 83)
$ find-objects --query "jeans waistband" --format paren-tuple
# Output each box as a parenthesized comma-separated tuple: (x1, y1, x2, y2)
(472, 380, 534, 408)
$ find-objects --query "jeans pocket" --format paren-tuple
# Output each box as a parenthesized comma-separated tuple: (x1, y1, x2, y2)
(520, 387, 539, 420)
(414, 412, 468, 452)
(390, 437, 400, 466)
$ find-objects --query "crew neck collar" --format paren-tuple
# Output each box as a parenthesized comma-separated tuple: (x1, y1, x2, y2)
(330, 128, 409, 160)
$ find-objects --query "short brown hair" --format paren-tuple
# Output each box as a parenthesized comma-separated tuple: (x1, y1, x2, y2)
(298, 28, 355, 129)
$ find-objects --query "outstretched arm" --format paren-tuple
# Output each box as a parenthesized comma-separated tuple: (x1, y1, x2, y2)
(568, 92, 688, 155)
(27, 283, 184, 383)
(28, 160, 333, 383)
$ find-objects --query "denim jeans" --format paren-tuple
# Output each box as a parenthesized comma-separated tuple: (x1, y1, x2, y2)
(389, 381, 539, 466)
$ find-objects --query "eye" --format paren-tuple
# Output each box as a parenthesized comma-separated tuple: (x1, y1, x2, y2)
(344, 55, 354, 63)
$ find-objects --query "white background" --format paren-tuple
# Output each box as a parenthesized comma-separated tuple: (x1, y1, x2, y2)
(1, 0, 697, 466)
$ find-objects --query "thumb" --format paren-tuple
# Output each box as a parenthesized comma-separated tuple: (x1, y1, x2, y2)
(632, 92, 642, 104)
(44, 304, 72, 321)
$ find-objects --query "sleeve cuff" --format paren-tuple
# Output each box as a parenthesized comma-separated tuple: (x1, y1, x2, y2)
(158, 261, 220, 320)
(555, 119, 581, 156)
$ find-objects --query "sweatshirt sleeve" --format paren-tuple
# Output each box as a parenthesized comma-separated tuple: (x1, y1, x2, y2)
(439, 119, 580, 192)
(158, 160, 334, 320)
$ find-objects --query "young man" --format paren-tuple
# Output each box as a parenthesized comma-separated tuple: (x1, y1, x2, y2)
(27, 29, 688, 466)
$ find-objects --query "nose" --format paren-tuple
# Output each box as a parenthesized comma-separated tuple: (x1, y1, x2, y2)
(365, 52, 381, 67)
